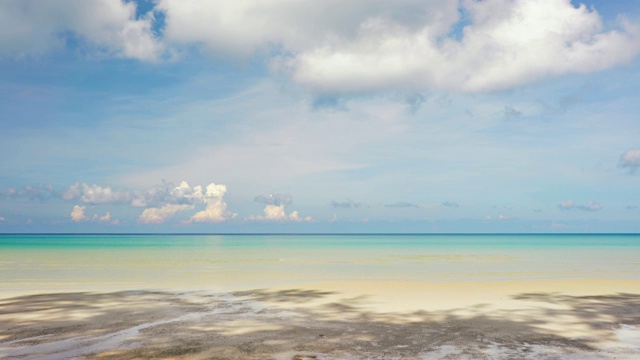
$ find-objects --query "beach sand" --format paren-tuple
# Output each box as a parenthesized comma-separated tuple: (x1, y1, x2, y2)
(2, 279, 640, 359)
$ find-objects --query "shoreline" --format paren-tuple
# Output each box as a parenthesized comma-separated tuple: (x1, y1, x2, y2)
(2, 278, 640, 359)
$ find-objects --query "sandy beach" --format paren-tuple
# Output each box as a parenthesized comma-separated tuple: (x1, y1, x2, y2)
(2, 278, 640, 359)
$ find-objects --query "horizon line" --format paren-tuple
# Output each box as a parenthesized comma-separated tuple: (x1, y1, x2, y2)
(1, 232, 639, 236)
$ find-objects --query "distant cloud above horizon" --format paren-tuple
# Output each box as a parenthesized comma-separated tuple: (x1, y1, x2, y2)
(254, 193, 293, 206)
(384, 202, 419, 208)
(138, 181, 236, 224)
(619, 147, 640, 174)
(441, 201, 460, 208)
(558, 200, 603, 212)
(331, 199, 362, 209)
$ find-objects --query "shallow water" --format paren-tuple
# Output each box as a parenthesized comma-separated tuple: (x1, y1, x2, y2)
(1, 234, 639, 293)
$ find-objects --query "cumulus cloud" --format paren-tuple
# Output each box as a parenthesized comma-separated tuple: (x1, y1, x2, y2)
(330, 199, 361, 208)
(619, 147, 640, 174)
(248, 204, 313, 222)
(8, 180, 233, 225)
(70, 205, 88, 222)
(249, 192, 311, 222)
(70, 205, 119, 224)
(156, 0, 442, 57)
(558, 200, 602, 211)
(154, 0, 640, 93)
(4, 1, 638, 93)
(130, 181, 178, 207)
(188, 183, 237, 223)
(138, 181, 236, 224)
(99, 212, 112, 222)
(0, 0, 162, 60)
(164, 0, 638, 93)
(384, 202, 419, 208)
(139, 203, 193, 224)
(281, 0, 640, 93)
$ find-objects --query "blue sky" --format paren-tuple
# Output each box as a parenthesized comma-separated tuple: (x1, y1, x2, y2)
(1, 0, 640, 233)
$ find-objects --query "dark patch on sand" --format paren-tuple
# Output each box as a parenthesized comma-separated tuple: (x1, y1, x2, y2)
(1, 289, 640, 359)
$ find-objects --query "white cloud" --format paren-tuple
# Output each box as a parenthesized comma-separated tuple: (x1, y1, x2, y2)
(283, 0, 640, 93)
(188, 183, 237, 223)
(263, 204, 288, 221)
(248, 192, 312, 222)
(63, 183, 131, 204)
(71, 206, 118, 224)
(288, 210, 313, 222)
(579, 201, 603, 212)
(138, 203, 193, 224)
(156, 0, 444, 58)
(559, 200, 575, 209)
(0, 216, 7, 221)
(99, 212, 112, 222)
(0, 0, 161, 60)
(137, 181, 236, 224)
(619, 147, 640, 174)
(2, 0, 637, 92)
(156, 0, 640, 93)
(70, 205, 88, 222)
(248, 204, 313, 222)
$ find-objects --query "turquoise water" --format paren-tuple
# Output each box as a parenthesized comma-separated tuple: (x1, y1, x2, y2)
(1, 234, 640, 292)
(2, 233, 640, 248)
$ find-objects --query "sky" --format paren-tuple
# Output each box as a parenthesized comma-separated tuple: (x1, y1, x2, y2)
(1, 0, 640, 233)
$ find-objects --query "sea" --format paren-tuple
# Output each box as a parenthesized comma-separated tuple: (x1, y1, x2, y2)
(1, 234, 639, 294)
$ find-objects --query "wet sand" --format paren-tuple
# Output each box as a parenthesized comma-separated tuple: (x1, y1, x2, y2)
(2, 279, 640, 359)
